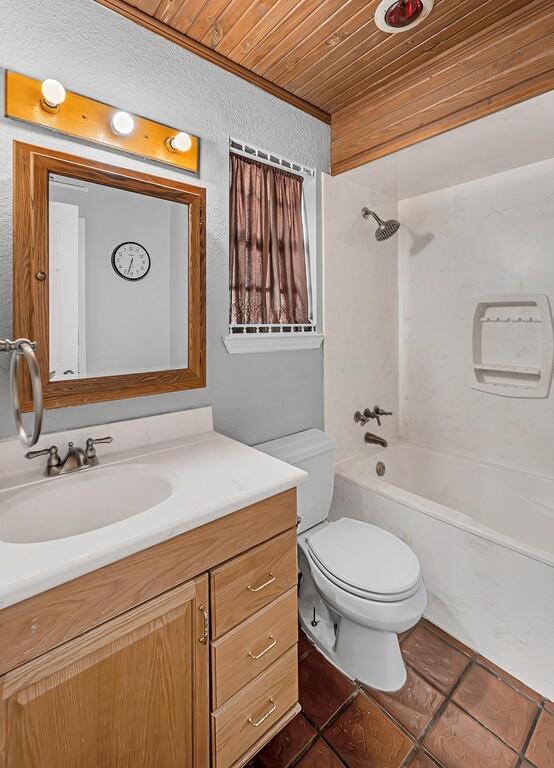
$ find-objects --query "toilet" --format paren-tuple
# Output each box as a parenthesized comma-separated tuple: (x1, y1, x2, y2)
(255, 428, 426, 692)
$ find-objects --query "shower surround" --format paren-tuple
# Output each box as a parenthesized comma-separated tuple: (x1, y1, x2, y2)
(323, 135, 554, 696)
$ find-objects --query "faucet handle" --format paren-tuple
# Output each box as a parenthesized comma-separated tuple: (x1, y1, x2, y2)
(85, 436, 113, 462)
(25, 445, 61, 469)
(374, 405, 393, 417)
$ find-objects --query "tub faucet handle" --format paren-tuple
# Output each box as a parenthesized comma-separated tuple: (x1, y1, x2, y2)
(373, 405, 393, 426)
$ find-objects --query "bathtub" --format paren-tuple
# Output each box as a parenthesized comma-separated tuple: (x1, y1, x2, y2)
(331, 441, 554, 698)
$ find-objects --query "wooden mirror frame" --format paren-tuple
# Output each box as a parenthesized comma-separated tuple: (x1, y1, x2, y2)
(13, 141, 206, 411)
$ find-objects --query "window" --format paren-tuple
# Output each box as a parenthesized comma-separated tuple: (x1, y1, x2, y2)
(224, 141, 323, 353)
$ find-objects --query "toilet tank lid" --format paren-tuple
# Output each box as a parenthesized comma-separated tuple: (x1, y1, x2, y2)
(255, 429, 336, 465)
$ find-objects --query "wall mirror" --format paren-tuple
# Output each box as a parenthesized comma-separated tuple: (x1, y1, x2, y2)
(13, 142, 205, 410)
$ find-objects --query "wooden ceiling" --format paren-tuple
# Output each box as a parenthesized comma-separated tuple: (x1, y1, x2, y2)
(96, 0, 554, 173)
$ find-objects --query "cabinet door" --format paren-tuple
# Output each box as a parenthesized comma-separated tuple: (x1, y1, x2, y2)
(0, 576, 209, 768)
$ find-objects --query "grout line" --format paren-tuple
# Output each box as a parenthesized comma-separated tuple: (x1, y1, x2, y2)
(286, 732, 319, 768)
(399, 746, 418, 768)
(421, 619, 475, 658)
(519, 705, 543, 763)
(414, 659, 474, 767)
(293, 624, 545, 768)
(472, 656, 543, 705)
(397, 654, 471, 699)
(422, 617, 542, 706)
(448, 656, 476, 698)
(418, 689, 451, 751)
(358, 686, 419, 744)
(449, 659, 542, 758)
(319, 733, 349, 767)
(302, 686, 360, 735)
(447, 697, 528, 756)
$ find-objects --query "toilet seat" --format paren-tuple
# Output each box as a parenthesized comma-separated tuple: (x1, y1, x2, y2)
(306, 518, 421, 603)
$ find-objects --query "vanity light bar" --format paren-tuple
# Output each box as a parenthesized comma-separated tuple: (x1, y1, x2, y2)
(229, 138, 315, 177)
(4, 71, 199, 174)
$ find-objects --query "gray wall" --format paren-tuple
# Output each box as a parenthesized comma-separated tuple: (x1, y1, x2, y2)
(0, 0, 329, 445)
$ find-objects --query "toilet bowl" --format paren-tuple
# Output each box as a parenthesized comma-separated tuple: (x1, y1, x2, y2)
(299, 519, 426, 690)
(255, 429, 426, 692)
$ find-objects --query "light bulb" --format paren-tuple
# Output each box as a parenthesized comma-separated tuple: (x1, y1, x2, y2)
(167, 131, 192, 153)
(111, 111, 135, 136)
(41, 79, 66, 112)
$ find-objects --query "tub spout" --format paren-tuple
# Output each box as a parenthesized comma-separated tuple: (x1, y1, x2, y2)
(365, 432, 388, 448)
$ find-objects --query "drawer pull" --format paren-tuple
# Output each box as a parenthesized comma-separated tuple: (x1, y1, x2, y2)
(198, 605, 209, 645)
(247, 572, 276, 593)
(248, 635, 277, 660)
(248, 698, 276, 727)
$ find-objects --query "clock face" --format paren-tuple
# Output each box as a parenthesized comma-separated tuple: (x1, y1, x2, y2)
(111, 242, 151, 281)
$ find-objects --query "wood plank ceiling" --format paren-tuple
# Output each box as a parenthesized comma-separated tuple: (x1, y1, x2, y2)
(95, 0, 554, 174)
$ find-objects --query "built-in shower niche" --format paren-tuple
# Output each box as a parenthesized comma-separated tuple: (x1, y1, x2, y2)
(472, 294, 554, 398)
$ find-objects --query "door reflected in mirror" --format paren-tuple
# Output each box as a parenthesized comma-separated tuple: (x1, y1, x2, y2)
(48, 174, 189, 382)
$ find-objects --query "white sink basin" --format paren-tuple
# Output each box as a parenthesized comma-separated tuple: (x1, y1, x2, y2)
(0, 464, 174, 544)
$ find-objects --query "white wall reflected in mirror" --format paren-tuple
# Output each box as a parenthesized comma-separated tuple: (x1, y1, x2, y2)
(48, 174, 189, 381)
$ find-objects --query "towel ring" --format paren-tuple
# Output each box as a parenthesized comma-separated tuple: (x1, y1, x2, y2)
(2, 339, 43, 447)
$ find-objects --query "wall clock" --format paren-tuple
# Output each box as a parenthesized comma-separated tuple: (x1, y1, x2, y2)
(111, 241, 151, 281)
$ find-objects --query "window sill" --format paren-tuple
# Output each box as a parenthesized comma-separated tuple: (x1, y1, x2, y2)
(223, 332, 324, 354)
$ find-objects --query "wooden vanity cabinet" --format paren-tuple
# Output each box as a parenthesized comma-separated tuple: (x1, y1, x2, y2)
(0, 577, 210, 768)
(0, 489, 299, 768)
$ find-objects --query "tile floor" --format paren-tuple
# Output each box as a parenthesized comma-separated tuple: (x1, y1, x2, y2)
(249, 618, 553, 768)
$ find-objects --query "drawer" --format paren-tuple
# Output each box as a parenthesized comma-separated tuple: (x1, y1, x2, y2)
(211, 646, 298, 768)
(210, 529, 297, 638)
(211, 588, 298, 708)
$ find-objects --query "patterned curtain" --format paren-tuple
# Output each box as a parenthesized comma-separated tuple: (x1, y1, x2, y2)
(229, 154, 309, 325)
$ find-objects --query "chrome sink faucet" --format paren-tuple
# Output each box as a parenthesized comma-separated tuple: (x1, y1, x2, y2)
(25, 436, 113, 477)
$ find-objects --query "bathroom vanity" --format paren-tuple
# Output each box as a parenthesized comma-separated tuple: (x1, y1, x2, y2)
(0, 410, 304, 768)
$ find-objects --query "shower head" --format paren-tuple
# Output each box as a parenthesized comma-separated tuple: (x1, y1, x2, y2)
(362, 207, 400, 241)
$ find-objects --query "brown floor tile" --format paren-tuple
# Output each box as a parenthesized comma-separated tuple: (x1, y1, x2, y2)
(324, 693, 414, 768)
(423, 702, 518, 768)
(399, 625, 418, 644)
(401, 625, 470, 695)
(299, 649, 356, 729)
(451, 664, 538, 751)
(296, 738, 346, 767)
(298, 629, 314, 662)
(476, 655, 543, 703)
(526, 709, 554, 768)
(407, 749, 442, 767)
(365, 665, 445, 739)
(546, 701, 554, 715)
(421, 618, 474, 657)
(250, 713, 316, 768)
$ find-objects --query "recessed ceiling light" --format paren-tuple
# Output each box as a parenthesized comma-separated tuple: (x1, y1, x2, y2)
(374, 0, 434, 34)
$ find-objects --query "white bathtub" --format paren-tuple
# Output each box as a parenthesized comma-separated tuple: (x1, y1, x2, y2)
(332, 441, 554, 698)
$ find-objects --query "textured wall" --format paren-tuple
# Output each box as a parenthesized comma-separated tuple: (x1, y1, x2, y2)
(0, 0, 329, 444)
(399, 158, 554, 476)
(323, 173, 399, 461)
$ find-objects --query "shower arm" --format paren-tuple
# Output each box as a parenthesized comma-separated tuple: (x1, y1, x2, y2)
(362, 208, 385, 225)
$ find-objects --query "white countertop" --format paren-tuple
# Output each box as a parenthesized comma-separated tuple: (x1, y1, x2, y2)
(0, 410, 305, 609)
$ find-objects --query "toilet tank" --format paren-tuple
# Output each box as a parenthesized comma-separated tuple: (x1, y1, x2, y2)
(255, 429, 336, 534)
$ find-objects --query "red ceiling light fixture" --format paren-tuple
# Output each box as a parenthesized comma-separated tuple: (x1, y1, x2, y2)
(386, 0, 423, 28)
(374, 0, 434, 34)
